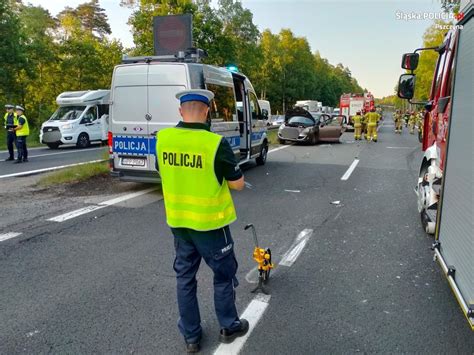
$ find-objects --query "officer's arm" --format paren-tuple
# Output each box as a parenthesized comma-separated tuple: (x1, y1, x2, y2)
(228, 176, 245, 191)
(216, 138, 245, 191)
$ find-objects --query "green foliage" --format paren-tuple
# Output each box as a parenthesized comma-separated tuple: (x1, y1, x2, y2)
(121, 0, 364, 113)
(412, 20, 450, 101)
(0, 0, 122, 129)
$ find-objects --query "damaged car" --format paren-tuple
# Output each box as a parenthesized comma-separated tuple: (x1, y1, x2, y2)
(278, 107, 345, 145)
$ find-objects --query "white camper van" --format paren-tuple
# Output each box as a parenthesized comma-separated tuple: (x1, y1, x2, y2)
(40, 90, 110, 149)
(109, 54, 268, 183)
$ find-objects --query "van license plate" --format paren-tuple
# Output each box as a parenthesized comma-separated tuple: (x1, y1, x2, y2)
(122, 157, 146, 167)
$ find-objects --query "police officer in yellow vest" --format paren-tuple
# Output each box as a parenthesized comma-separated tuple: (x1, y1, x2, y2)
(352, 111, 363, 140)
(365, 107, 381, 142)
(4, 104, 18, 161)
(13, 105, 29, 163)
(156, 89, 248, 353)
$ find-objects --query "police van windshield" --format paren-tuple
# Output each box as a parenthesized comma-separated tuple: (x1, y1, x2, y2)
(50, 106, 86, 121)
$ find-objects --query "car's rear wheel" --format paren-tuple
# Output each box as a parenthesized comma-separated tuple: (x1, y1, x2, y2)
(47, 143, 60, 149)
(77, 133, 90, 148)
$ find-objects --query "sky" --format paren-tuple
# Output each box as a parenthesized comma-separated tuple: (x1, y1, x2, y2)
(26, 0, 447, 98)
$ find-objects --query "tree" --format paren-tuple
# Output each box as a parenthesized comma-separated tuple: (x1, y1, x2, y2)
(59, 0, 111, 39)
(413, 20, 450, 100)
(0, 0, 27, 103)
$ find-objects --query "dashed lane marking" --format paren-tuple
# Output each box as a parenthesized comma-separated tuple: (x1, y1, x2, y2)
(0, 232, 22, 242)
(213, 294, 271, 355)
(47, 187, 159, 222)
(268, 145, 291, 154)
(341, 159, 360, 181)
(0, 159, 106, 179)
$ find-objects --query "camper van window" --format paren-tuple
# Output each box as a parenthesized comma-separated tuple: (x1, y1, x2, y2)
(81, 106, 98, 124)
(207, 83, 236, 122)
(249, 92, 261, 121)
(50, 106, 86, 121)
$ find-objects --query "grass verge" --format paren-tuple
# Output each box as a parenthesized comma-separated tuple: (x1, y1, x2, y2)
(0, 127, 43, 150)
(38, 161, 109, 187)
(267, 128, 279, 145)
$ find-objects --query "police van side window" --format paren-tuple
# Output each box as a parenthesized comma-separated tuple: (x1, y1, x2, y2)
(249, 92, 261, 121)
(207, 83, 237, 122)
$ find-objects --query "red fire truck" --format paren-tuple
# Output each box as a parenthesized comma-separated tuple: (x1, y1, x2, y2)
(339, 92, 374, 127)
(398, 0, 473, 328)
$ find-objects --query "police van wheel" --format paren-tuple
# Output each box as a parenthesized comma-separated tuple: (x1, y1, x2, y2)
(47, 143, 60, 150)
(256, 143, 268, 166)
(77, 133, 90, 148)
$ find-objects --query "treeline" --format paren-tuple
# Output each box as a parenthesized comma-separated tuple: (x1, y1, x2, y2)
(1, 0, 364, 128)
(0, 0, 122, 127)
(122, 0, 365, 112)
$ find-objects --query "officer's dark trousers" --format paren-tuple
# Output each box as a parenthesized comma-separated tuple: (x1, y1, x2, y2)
(16, 136, 28, 161)
(6, 131, 16, 159)
(171, 226, 240, 343)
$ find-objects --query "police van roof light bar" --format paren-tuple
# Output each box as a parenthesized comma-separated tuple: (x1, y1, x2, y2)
(122, 48, 208, 64)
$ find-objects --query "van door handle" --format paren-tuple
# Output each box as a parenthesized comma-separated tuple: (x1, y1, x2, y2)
(151, 131, 158, 136)
(234, 127, 239, 131)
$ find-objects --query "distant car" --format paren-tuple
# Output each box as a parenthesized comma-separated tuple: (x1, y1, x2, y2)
(278, 107, 345, 145)
(271, 115, 285, 126)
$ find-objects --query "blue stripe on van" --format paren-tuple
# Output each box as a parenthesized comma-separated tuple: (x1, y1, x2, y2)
(225, 136, 240, 149)
(251, 132, 264, 141)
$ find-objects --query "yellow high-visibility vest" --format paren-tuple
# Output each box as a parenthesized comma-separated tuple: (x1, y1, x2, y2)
(157, 127, 237, 231)
(16, 114, 30, 136)
(3, 112, 18, 128)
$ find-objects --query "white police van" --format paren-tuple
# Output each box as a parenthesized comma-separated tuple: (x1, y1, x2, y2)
(109, 50, 268, 183)
(40, 90, 110, 149)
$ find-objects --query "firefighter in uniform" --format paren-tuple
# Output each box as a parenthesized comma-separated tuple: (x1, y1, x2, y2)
(408, 111, 416, 134)
(416, 110, 424, 140)
(3, 104, 18, 161)
(13, 105, 29, 163)
(156, 90, 249, 353)
(394, 110, 403, 134)
(365, 107, 380, 142)
(352, 111, 363, 140)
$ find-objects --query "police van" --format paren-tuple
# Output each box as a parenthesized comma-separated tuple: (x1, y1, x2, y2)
(40, 90, 110, 149)
(109, 50, 268, 183)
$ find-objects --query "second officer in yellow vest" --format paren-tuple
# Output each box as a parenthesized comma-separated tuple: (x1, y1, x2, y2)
(13, 105, 29, 163)
(3, 104, 18, 161)
(156, 89, 248, 353)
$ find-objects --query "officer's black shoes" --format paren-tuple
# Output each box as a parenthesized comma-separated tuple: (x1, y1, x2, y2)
(5, 157, 14, 161)
(14, 160, 22, 164)
(219, 319, 249, 344)
(185, 342, 200, 353)
(23, 159, 28, 162)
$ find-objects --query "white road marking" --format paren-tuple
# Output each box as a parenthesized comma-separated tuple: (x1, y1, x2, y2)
(48, 187, 159, 222)
(279, 228, 313, 267)
(284, 189, 300, 193)
(27, 147, 104, 159)
(341, 159, 360, 181)
(213, 294, 271, 355)
(98, 187, 158, 206)
(268, 145, 291, 154)
(47, 205, 107, 222)
(0, 232, 22, 242)
(0, 159, 106, 179)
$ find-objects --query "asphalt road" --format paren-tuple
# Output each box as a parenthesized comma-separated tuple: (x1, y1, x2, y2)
(1, 114, 473, 354)
(0, 144, 107, 178)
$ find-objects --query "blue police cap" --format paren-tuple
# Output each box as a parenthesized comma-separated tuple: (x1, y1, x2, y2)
(176, 89, 214, 106)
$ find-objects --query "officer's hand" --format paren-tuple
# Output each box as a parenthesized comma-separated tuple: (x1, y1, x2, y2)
(228, 176, 245, 191)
